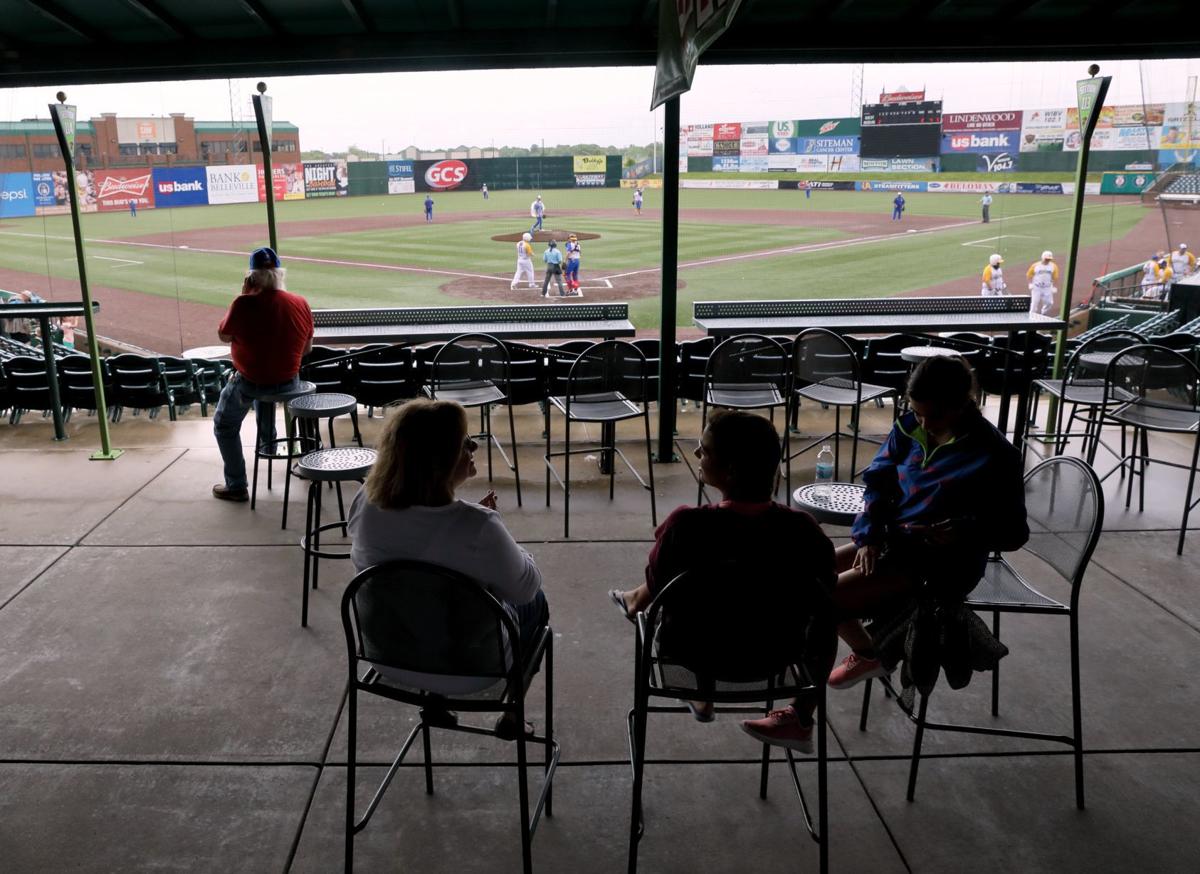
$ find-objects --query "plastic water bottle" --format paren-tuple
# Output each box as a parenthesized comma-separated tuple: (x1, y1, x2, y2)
(814, 444, 835, 501)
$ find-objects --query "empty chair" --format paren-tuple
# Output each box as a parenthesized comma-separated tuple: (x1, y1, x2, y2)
(157, 356, 203, 419)
(2, 355, 57, 425)
(300, 345, 354, 395)
(349, 344, 420, 415)
(106, 353, 171, 422)
(860, 334, 914, 397)
(676, 336, 715, 408)
(190, 358, 229, 417)
(58, 354, 109, 421)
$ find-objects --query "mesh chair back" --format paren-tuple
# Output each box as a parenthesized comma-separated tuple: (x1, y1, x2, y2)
(300, 345, 352, 394)
(429, 333, 510, 399)
(350, 344, 419, 408)
(793, 328, 861, 393)
(1020, 457, 1104, 594)
(566, 340, 648, 406)
(1105, 344, 1200, 418)
(647, 563, 828, 689)
(980, 332, 1053, 394)
(342, 560, 512, 680)
(632, 339, 661, 401)
(1067, 330, 1147, 383)
(677, 337, 715, 403)
(704, 334, 787, 405)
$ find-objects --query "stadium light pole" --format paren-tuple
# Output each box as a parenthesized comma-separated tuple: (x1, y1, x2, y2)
(252, 81, 278, 253)
(655, 96, 681, 462)
(49, 92, 121, 460)
(1046, 65, 1111, 436)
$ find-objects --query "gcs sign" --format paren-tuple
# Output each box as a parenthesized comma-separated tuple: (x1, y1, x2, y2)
(424, 160, 469, 190)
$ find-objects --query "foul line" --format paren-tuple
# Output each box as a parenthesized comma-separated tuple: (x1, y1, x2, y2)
(961, 234, 1036, 247)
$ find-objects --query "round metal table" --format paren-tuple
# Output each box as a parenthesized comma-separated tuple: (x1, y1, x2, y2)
(183, 344, 232, 360)
(901, 345, 961, 364)
(792, 482, 866, 526)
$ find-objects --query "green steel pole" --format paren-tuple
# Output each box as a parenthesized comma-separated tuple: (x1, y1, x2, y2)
(50, 98, 121, 460)
(655, 96, 680, 463)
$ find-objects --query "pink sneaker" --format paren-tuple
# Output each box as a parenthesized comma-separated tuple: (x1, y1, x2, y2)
(740, 706, 813, 753)
(828, 652, 886, 690)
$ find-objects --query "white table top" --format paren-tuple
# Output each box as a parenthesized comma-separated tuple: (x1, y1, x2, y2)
(183, 345, 232, 360)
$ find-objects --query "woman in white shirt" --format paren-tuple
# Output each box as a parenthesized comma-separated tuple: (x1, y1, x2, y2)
(347, 398, 548, 737)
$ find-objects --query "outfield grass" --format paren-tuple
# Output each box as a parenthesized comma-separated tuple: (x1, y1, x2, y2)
(0, 187, 1150, 328)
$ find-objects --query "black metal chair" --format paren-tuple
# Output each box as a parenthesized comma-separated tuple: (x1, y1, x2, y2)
(1022, 330, 1145, 464)
(545, 340, 656, 538)
(627, 564, 830, 874)
(157, 356, 204, 419)
(860, 333, 914, 398)
(2, 355, 57, 424)
(676, 336, 715, 411)
(190, 358, 229, 417)
(58, 354, 109, 422)
(301, 345, 355, 394)
(349, 344, 421, 416)
(858, 457, 1104, 809)
(105, 353, 173, 422)
(342, 560, 559, 874)
(698, 334, 788, 503)
(1097, 344, 1200, 554)
(786, 328, 894, 497)
(426, 333, 523, 506)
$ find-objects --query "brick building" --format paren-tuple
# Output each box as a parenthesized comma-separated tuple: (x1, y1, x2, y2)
(0, 114, 299, 173)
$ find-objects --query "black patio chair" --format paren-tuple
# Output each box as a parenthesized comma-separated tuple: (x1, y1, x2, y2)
(627, 564, 831, 874)
(426, 333, 523, 506)
(106, 353, 172, 422)
(349, 344, 420, 416)
(190, 357, 229, 417)
(157, 356, 203, 419)
(697, 334, 788, 503)
(1097, 344, 1200, 554)
(786, 328, 894, 497)
(545, 340, 656, 538)
(2, 355, 57, 424)
(676, 337, 715, 411)
(1022, 330, 1145, 465)
(58, 354, 109, 422)
(858, 457, 1104, 809)
(301, 345, 354, 394)
(342, 560, 558, 874)
(860, 333, 914, 397)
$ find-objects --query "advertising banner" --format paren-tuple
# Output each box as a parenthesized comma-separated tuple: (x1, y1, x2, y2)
(857, 180, 928, 192)
(206, 164, 258, 204)
(1159, 148, 1198, 166)
(1113, 104, 1164, 127)
(679, 156, 689, 174)
(387, 160, 414, 194)
(32, 171, 67, 214)
(257, 162, 305, 202)
(859, 157, 936, 172)
(713, 122, 742, 140)
(574, 173, 607, 187)
(572, 155, 606, 173)
(796, 136, 859, 155)
(976, 152, 1016, 172)
(680, 179, 778, 190)
(152, 166, 207, 207)
(712, 155, 740, 172)
(737, 155, 768, 172)
(687, 138, 713, 157)
(1012, 182, 1068, 195)
(419, 158, 469, 191)
(943, 111, 1022, 132)
(742, 121, 769, 136)
(794, 117, 862, 137)
(828, 155, 860, 172)
(1099, 172, 1155, 194)
(739, 135, 768, 156)
(794, 155, 830, 172)
(0, 172, 35, 218)
(1019, 108, 1067, 152)
(942, 130, 1019, 153)
(303, 161, 339, 198)
(769, 120, 796, 138)
(779, 180, 857, 191)
(1159, 102, 1200, 148)
(94, 169, 155, 212)
(769, 137, 796, 155)
(1066, 105, 1115, 129)
(712, 138, 740, 155)
(73, 171, 98, 213)
(927, 180, 1004, 193)
(880, 90, 925, 104)
(767, 154, 799, 171)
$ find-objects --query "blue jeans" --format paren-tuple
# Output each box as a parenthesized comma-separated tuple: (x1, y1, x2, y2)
(514, 590, 550, 668)
(530, 215, 543, 232)
(212, 373, 301, 489)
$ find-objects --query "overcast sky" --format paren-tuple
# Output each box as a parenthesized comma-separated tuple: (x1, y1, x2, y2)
(3, 58, 1199, 153)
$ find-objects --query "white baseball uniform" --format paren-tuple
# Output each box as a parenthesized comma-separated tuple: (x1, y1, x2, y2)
(981, 264, 1007, 296)
(1027, 260, 1059, 315)
(1170, 249, 1195, 279)
(511, 240, 535, 289)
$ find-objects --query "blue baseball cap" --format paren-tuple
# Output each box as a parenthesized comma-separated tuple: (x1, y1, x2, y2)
(249, 247, 280, 269)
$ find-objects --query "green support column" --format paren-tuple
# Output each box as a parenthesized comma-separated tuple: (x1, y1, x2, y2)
(252, 84, 278, 253)
(655, 96, 681, 463)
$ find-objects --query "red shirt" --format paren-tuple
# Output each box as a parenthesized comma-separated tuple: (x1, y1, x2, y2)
(218, 288, 314, 385)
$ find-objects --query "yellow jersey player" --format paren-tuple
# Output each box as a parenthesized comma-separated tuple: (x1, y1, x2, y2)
(981, 254, 1007, 296)
(1170, 243, 1195, 280)
(1027, 251, 1059, 315)
(1140, 251, 1172, 300)
(511, 232, 536, 290)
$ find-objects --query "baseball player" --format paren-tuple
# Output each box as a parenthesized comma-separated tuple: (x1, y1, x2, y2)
(481, 183, 489, 200)
(1027, 251, 1059, 315)
(1170, 243, 1195, 280)
(981, 254, 1007, 296)
(564, 233, 582, 294)
(424, 194, 434, 222)
(511, 232, 536, 290)
(980, 193, 992, 223)
(892, 193, 905, 221)
(530, 195, 545, 233)
(633, 187, 644, 215)
(1140, 251, 1172, 300)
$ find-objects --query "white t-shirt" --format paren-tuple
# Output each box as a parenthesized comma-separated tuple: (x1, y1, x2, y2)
(347, 492, 543, 693)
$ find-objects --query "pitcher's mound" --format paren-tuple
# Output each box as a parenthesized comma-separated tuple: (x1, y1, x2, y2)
(492, 230, 602, 243)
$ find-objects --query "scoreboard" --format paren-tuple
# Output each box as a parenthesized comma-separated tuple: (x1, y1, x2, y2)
(860, 100, 943, 158)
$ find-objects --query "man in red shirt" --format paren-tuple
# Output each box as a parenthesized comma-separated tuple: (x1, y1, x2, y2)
(211, 247, 314, 501)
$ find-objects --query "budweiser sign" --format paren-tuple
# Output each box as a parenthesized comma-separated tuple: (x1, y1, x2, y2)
(98, 174, 151, 198)
(879, 90, 925, 105)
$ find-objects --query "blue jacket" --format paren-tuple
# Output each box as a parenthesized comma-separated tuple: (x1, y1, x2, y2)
(852, 409, 1028, 583)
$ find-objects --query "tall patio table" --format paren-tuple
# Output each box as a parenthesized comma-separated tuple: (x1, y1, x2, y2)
(694, 296, 1065, 440)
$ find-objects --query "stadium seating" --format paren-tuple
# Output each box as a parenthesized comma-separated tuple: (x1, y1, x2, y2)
(1162, 173, 1200, 196)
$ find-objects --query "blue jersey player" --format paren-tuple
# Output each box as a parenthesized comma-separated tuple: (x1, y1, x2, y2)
(564, 234, 582, 294)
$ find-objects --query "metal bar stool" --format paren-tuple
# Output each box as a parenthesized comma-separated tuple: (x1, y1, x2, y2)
(250, 380, 316, 514)
(283, 392, 364, 529)
(297, 446, 376, 627)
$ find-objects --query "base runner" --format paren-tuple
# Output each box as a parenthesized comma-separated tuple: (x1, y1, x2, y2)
(1027, 250, 1059, 315)
(511, 232, 536, 290)
(981, 254, 1007, 296)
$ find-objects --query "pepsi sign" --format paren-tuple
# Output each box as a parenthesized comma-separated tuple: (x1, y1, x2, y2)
(152, 167, 208, 207)
(0, 172, 36, 217)
(424, 160, 469, 190)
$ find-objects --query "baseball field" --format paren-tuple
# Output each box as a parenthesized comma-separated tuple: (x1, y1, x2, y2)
(0, 185, 1186, 353)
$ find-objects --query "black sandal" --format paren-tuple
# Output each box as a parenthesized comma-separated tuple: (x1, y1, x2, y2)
(608, 589, 636, 624)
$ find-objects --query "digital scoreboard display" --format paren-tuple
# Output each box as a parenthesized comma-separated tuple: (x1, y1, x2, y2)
(860, 100, 943, 158)
(860, 101, 943, 127)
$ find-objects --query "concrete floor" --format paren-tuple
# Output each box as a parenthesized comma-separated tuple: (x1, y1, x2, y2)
(0, 398, 1197, 873)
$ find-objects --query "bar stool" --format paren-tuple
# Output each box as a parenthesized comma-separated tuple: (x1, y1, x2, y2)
(250, 380, 316, 514)
(282, 392, 363, 529)
(296, 446, 376, 627)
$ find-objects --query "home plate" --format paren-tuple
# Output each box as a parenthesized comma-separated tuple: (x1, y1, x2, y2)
(906, 229, 916, 233)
